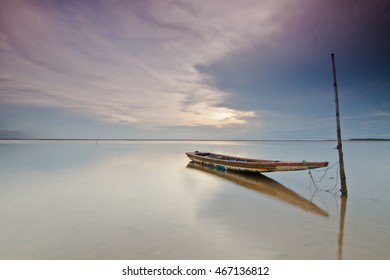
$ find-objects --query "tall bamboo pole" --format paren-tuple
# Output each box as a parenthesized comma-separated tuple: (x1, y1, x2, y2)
(331, 53, 348, 196)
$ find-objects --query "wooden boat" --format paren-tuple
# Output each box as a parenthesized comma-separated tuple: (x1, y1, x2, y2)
(187, 161, 328, 216)
(185, 151, 328, 173)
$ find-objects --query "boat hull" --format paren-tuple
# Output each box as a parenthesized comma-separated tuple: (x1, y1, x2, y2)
(185, 151, 328, 173)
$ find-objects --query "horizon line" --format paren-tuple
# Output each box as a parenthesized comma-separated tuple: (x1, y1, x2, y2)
(1, 138, 389, 142)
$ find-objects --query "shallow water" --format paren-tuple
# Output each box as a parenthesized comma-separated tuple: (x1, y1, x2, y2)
(0, 140, 389, 259)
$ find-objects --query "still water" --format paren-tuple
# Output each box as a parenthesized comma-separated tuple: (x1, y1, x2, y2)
(0, 140, 389, 259)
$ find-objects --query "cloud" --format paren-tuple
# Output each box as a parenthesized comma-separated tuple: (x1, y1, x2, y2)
(372, 111, 390, 118)
(0, 0, 289, 128)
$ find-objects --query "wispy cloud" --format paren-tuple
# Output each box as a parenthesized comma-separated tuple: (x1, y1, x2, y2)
(0, 0, 287, 128)
(372, 111, 390, 118)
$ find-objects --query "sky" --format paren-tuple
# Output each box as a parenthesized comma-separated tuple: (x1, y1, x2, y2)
(0, 0, 389, 140)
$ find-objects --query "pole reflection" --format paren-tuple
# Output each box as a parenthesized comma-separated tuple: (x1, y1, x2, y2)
(338, 195, 347, 259)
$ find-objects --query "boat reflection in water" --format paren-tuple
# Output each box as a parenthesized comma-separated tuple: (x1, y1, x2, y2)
(187, 161, 328, 217)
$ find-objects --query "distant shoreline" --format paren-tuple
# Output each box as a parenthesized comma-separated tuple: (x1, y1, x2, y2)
(1, 138, 389, 142)
(348, 138, 390, 141)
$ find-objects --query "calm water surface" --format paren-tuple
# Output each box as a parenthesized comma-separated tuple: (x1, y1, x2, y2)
(0, 140, 389, 259)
